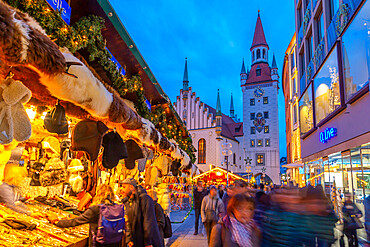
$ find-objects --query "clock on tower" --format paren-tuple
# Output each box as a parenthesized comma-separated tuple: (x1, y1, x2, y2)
(254, 87, 264, 98)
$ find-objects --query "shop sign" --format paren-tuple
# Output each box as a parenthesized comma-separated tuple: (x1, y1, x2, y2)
(45, 0, 71, 25)
(319, 128, 337, 143)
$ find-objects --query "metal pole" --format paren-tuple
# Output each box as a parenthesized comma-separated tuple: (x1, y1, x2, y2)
(226, 156, 229, 186)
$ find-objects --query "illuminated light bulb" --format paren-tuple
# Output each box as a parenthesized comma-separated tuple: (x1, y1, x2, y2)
(26, 107, 37, 121)
(40, 111, 48, 120)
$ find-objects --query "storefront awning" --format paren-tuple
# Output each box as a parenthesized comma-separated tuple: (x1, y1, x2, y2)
(282, 162, 304, 168)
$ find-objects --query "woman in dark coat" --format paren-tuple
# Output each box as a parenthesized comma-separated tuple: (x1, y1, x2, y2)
(210, 193, 261, 247)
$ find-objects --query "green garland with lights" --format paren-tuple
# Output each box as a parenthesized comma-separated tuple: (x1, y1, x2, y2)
(5, 0, 195, 162)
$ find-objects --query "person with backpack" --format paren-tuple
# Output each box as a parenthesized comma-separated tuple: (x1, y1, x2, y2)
(201, 185, 225, 244)
(51, 184, 124, 247)
(120, 178, 163, 247)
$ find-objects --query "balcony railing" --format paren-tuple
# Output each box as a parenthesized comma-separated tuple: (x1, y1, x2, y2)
(300, 71, 306, 95)
(302, 1, 311, 36)
(298, 25, 304, 48)
(313, 38, 325, 70)
(306, 60, 314, 82)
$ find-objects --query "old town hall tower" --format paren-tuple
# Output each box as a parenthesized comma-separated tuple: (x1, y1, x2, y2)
(241, 11, 280, 184)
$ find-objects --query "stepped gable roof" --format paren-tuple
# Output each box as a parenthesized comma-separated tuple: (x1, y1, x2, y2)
(205, 104, 243, 141)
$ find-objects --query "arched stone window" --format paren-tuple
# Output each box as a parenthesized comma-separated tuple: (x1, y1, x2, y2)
(198, 139, 206, 164)
(256, 49, 261, 59)
(252, 51, 255, 62)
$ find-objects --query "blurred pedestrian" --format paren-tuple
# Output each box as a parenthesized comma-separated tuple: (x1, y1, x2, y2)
(193, 180, 207, 235)
(120, 178, 163, 247)
(364, 195, 370, 243)
(218, 184, 225, 199)
(201, 185, 225, 244)
(148, 189, 166, 246)
(342, 193, 363, 247)
(209, 193, 261, 247)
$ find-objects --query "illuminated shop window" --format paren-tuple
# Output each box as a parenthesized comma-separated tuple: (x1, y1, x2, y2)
(299, 83, 314, 135)
(342, 0, 370, 101)
(198, 139, 206, 164)
(314, 45, 341, 124)
(256, 153, 265, 166)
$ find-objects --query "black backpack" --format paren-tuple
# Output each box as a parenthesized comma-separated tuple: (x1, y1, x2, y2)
(163, 214, 172, 238)
(44, 100, 69, 134)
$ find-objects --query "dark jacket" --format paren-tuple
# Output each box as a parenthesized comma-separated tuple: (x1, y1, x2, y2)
(0, 182, 30, 215)
(154, 202, 165, 243)
(124, 189, 163, 247)
(342, 200, 363, 230)
(56, 204, 120, 247)
(210, 216, 261, 247)
(193, 187, 207, 209)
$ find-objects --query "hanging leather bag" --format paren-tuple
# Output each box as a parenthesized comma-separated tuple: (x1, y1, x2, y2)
(44, 100, 69, 135)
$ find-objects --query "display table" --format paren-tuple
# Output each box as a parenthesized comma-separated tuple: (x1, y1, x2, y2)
(0, 201, 89, 247)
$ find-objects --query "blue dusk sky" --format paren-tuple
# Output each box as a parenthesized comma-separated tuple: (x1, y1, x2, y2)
(110, 0, 296, 158)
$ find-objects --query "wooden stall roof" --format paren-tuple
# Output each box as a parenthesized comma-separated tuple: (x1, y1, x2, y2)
(69, 0, 190, 139)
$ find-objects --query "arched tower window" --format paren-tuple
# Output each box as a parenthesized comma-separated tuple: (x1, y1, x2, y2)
(256, 49, 261, 59)
(252, 51, 255, 62)
(256, 65, 261, 76)
(198, 139, 206, 164)
(263, 49, 266, 59)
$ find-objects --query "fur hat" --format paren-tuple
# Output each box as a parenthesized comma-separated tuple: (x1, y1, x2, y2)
(71, 119, 108, 161)
(102, 131, 128, 169)
(44, 101, 68, 134)
(124, 139, 144, 170)
(137, 146, 152, 172)
(67, 159, 84, 172)
(39, 157, 67, 187)
(119, 177, 137, 187)
(0, 78, 32, 144)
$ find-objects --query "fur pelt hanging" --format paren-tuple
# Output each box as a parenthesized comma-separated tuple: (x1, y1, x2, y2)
(0, 1, 65, 75)
(37, 50, 113, 118)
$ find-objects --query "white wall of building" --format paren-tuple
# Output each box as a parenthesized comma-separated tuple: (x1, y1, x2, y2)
(242, 81, 280, 183)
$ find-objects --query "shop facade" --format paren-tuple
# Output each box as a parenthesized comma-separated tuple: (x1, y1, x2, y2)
(292, 0, 370, 204)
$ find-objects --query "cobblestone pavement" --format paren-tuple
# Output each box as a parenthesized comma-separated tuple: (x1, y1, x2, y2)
(167, 210, 208, 247)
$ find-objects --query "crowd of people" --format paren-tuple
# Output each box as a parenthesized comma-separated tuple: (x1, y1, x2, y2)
(193, 179, 370, 247)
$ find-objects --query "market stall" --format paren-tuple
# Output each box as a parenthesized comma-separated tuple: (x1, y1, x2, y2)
(193, 167, 248, 186)
(0, 0, 195, 245)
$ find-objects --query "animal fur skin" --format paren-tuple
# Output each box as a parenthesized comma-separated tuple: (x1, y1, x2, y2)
(37, 51, 113, 118)
(0, 1, 65, 75)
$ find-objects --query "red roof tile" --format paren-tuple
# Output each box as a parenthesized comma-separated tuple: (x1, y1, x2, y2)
(245, 62, 272, 84)
(251, 14, 268, 50)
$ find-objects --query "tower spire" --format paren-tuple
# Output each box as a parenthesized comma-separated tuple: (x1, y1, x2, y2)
(241, 59, 246, 74)
(230, 93, 235, 118)
(183, 58, 189, 91)
(251, 11, 269, 50)
(216, 89, 221, 116)
(272, 53, 277, 68)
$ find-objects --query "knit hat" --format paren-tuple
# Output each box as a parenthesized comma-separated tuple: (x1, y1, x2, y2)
(120, 177, 137, 187)
(71, 119, 108, 161)
(0, 78, 32, 144)
(102, 131, 128, 169)
(210, 185, 217, 191)
(124, 139, 144, 170)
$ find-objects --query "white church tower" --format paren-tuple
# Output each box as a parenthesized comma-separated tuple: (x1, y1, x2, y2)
(241, 11, 280, 184)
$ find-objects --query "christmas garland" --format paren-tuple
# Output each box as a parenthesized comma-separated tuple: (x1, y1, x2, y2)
(5, 0, 195, 162)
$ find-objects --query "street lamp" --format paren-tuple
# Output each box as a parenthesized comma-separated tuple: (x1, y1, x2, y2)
(222, 141, 232, 186)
